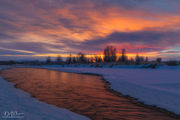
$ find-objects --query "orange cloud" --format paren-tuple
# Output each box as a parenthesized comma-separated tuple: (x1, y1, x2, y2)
(1, 0, 180, 60)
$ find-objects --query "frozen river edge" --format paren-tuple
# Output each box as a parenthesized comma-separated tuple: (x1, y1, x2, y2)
(0, 67, 90, 120)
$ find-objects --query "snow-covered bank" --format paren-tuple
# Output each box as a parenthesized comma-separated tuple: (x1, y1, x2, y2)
(42, 65, 180, 115)
(0, 67, 90, 120)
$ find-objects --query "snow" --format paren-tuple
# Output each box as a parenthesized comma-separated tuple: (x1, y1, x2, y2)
(1, 64, 180, 118)
(0, 66, 90, 120)
(41, 65, 180, 115)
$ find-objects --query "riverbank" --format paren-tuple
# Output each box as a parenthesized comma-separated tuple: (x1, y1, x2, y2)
(2, 68, 179, 120)
(1, 65, 180, 119)
(40, 65, 180, 116)
(0, 67, 90, 120)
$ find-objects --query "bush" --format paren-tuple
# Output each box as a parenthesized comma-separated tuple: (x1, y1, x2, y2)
(141, 64, 157, 69)
(166, 61, 179, 66)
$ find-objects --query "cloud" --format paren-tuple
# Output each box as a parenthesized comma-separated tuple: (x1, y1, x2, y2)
(0, 0, 180, 59)
(63, 30, 180, 53)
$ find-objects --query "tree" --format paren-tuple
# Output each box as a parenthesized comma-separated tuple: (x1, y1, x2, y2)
(145, 57, 149, 63)
(72, 57, 77, 64)
(118, 49, 127, 63)
(135, 54, 145, 65)
(135, 54, 141, 65)
(140, 56, 144, 63)
(77, 52, 87, 63)
(66, 54, 72, 64)
(156, 58, 162, 64)
(46, 56, 51, 64)
(166, 60, 178, 66)
(56, 55, 63, 64)
(103, 46, 117, 62)
(95, 55, 102, 63)
(130, 57, 135, 64)
(89, 57, 94, 63)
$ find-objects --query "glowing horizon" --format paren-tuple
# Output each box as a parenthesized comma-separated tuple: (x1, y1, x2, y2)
(0, 0, 180, 60)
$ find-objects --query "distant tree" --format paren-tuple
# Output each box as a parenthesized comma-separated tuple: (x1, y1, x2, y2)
(95, 56, 98, 63)
(66, 54, 72, 64)
(46, 56, 51, 64)
(77, 52, 87, 63)
(121, 49, 127, 62)
(130, 57, 135, 64)
(86, 57, 90, 64)
(98, 57, 103, 63)
(72, 57, 77, 64)
(0, 60, 17, 65)
(56, 55, 63, 64)
(89, 57, 94, 63)
(118, 49, 127, 63)
(140, 56, 144, 63)
(9, 60, 16, 65)
(156, 58, 162, 64)
(104, 46, 117, 62)
(135, 54, 141, 65)
(135, 54, 146, 65)
(32, 60, 40, 65)
(145, 57, 149, 63)
(95, 55, 102, 63)
(166, 60, 178, 66)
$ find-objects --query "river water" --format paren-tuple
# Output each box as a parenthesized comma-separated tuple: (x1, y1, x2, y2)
(1, 68, 178, 120)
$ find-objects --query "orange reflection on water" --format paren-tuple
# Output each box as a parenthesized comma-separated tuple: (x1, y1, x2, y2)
(1, 68, 178, 120)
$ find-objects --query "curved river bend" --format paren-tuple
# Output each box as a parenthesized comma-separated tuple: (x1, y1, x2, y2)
(1, 68, 178, 120)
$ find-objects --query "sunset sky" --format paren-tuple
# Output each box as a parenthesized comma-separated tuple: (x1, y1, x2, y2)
(0, 0, 180, 60)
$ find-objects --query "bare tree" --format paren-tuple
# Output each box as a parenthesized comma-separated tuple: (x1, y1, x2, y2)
(66, 54, 72, 64)
(72, 57, 77, 64)
(95, 55, 102, 63)
(46, 56, 51, 64)
(145, 57, 149, 63)
(118, 49, 127, 63)
(135, 54, 141, 65)
(156, 58, 162, 64)
(104, 46, 117, 62)
(77, 52, 87, 63)
(130, 57, 135, 64)
(56, 55, 63, 64)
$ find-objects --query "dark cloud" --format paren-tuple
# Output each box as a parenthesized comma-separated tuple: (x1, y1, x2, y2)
(0, 33, 16, 40)
(0, 41, 66, 54)
(162, 51, 180, 54)
(63, 30, 180, 53)
(0, 0, 180, 59)
(0, 48, 34, 55)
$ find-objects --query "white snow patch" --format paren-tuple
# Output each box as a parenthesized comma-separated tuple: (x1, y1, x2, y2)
(0, 66, 90, 120)
(42, 65, 180, 115)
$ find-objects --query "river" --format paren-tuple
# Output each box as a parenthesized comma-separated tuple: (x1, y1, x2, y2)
(1, 68, 178, 120)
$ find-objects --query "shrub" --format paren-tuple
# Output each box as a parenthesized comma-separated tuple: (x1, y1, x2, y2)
(166, 61, 179, 66)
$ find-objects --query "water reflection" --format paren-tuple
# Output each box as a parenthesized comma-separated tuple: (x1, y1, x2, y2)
(1, 68, 177, 120)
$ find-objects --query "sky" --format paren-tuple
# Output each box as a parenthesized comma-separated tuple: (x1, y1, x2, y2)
(0, 0, 180, 60)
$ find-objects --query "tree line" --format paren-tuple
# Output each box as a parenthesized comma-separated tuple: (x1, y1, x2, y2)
(0, 46, 179, 66)
(62, 46, 148, 65)
(45, 46, 161, 65)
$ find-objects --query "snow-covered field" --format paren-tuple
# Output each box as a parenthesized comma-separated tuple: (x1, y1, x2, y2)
(0, 67, 90, 120)
(0, 65, 180, 119)
(41, 65, 180, 115)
